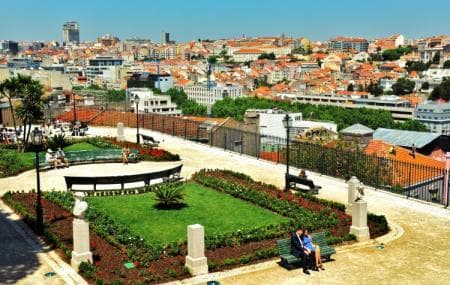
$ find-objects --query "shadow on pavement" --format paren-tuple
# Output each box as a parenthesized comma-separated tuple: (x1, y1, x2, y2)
(0, 209, 41, 284)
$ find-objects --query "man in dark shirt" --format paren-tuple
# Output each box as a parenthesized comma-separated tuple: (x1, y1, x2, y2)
(291, 229, 311, 274)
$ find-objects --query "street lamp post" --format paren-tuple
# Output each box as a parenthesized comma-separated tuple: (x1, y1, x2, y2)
(31, 127, 44, 234)
(282, 114, 293, 192)
(134, 95, 140, 144)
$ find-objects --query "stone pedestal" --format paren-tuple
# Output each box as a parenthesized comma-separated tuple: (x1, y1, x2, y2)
(350, 200, 370, 242)
(185, 224, 208, 276)
(71, 192, 92, 271)
(117, 122, 125, 141)
(346, 176, 359, 214)
(71, 218, 92, 271)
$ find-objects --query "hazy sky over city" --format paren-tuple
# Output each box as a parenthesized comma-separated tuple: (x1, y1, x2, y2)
(1, 0, 449, 42)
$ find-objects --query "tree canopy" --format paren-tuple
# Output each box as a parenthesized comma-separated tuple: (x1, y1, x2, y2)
(443, 60, 450, 69)
(391, 78, 415, 95)
(210, 96, 426, 131)
(258, 53, 276, 60)
(381, 46, 413, 61)
(429, 78, 450, 101)
(167, 88, 206, 116)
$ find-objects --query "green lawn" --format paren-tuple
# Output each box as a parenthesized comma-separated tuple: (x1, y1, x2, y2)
(0, 142, 100, 177)
(87, 183, 289, 244)
(63, 142, 100, 152)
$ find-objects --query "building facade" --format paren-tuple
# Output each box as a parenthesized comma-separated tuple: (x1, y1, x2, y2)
(329, 37, 369, 52)
(62, 21, 80, 44)
(414, 102, 450, 135)
(182, 83, 243, 113)
(1, 41, 19, 55)
(128, 88, 181, 116)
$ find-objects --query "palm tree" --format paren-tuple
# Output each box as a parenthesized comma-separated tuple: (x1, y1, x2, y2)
(0, 74, 33, 134)
(15, 79, 44, 149)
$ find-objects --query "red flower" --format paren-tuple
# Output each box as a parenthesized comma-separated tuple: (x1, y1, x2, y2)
(133, 261, 140, 268)
(90, 241, 97, 249)
(297, 197, 303, 205)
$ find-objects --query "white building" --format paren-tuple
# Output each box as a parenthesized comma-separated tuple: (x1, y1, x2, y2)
(128, 88, 181, 116)
(182, 83, 243, 113)
(246, 109, 337, 139)
(414, 101, 450, 135)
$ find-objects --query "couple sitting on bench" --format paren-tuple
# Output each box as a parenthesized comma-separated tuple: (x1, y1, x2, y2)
(291, 228, 325, 275)
(45, 148, 69, 169)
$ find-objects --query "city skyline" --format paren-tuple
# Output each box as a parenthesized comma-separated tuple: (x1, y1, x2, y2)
(1, 0, 449, 42)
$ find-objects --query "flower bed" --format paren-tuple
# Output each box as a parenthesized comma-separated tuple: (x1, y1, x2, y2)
(2, 171, 389, 284)
(77, 136, 180, 162)
(192, 169, 389, 239)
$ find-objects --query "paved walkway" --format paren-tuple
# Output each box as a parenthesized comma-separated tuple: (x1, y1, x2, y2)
(0, 200, 86, 285)
(1, 126, 450, 284)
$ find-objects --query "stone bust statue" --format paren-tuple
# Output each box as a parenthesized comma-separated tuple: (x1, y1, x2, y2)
(73, 192, 88, 218)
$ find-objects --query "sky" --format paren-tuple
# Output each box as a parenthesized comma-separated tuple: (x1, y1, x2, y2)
(1, 0, 449, 43)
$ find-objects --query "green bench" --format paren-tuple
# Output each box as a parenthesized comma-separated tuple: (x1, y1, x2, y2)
(38, 149, 139, 170)
(277, 232, 336, 268)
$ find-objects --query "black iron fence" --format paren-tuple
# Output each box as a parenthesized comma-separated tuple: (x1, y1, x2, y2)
(56, 108, 450, 206)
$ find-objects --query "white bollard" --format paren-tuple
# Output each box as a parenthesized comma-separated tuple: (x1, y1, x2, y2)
(350, 200, 370, 242)
(185, 224, 208, 276)
(71, 192, 93, 271)
(117, 122, 125, 141)
(346, 176, 359, 214)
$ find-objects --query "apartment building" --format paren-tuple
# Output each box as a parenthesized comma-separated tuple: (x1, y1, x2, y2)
(414, 101, 450, 134)
(182, 83, 243, 113)
(128, 88, 181, 116)
(328, 37, 369, 52)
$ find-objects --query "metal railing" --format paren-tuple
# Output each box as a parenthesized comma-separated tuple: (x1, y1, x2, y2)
(56, 107, 449, 206)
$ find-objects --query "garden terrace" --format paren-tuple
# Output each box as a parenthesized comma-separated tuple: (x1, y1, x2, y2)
(0, 169, 390, 284)
(56, 109, 450, 206)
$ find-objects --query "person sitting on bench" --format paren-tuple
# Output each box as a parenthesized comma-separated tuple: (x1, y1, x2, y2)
(45, 149, 61, 169)
(56, 147, 69, 167)
(301, 229, 324, 271)
(299, 169, 307, 178)
(291, 229, 311, 275)
(122, 145, 130, 164)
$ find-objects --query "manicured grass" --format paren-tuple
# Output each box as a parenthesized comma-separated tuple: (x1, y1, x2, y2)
(87, 183, 289, 244)
(63, 142, 100, 152)
(0, 142, 100, 177)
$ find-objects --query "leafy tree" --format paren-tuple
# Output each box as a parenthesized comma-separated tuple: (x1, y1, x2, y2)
(391, 78, 415, 95)
(15, 79, 44, 148)
(370, 53, 383, 62)
(293, 47, 305, 54)
(429, 78, 450, 101)
(152, 87, 162, 94)
(166, 88, 206, 116)
(432, 51, 441, 64)
(106, 89, 126, 102)
(406, 61, 429, 72)
(258, 53, 276, 60)
(367, 82, 383, 96)
(382, 46, 413, 61)
(347, 83, 354, 92)
(207, 56, 218, 64)
(421, 82, 430, 90)
(0, 74, 32, 134)
(393, 120, 427, 132)
(86, 84, 103, 90)
(181, 99, 207, 116)
(443, 60, 450, 69)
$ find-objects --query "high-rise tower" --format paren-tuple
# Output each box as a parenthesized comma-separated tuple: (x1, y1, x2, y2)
(62, 21, 80, 45)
